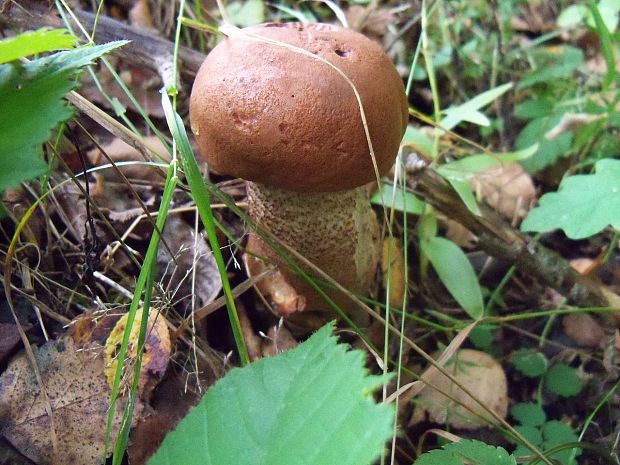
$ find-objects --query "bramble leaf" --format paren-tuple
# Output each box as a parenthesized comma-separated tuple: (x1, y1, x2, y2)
(0, 41, 126, 191)
(148, 323, 393, 465)
(0, 28, 77, 64)
(414, 439, 516, 465)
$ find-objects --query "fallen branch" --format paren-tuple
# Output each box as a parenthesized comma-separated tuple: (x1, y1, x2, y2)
(0, 0, 205, 81)
(409, 165, 620, 316)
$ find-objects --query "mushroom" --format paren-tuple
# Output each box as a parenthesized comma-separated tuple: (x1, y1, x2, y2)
(189, 22, 408, 327)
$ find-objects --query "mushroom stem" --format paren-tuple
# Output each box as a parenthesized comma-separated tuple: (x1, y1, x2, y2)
(244, 181, 380, 326)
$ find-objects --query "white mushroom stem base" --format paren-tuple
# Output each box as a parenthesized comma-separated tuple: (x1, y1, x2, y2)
(244, 181, 380, 328)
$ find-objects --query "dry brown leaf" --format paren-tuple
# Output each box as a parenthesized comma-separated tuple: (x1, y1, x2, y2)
(414, 349, 508, 430)
(545, 113, 606, 140)
(127, 374, 200, 465)
(569, 257, 596, 275)
(129, 0, 154, 28)
(382, 236, 408, 309)
(0, 323, 23, 364)
(87, 136, 170, 183)
(444, 218, 477, 249)
(104, 307, 171, 398)
(346, 5, 396, 39)
(157, 217, 222, 310)
(562, 313, 606, 348)
(261, 322, 298, 357)
(0, 337, 140, 465)
(470, 162, 536, 224)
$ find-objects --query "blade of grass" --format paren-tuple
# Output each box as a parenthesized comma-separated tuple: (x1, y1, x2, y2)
(588, 0, 617, 91)
(161, 90, 250, 366)
(105, 163, 178, 462)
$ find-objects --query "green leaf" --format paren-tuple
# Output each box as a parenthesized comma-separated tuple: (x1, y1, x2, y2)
(448, 178, 481, 216)
(440, 83, 513, 131)
(515, 425, 543, 447)
(589, 0, 617, 89)
(414, 439, 516, 465)
(469, 324, 497, 351)
(148, 323, 393, 465)
(437, 145, 538, 182)
(402, 125, 434, 158)
(518, 47, 584, 89)
(545, 363, 582, 397)
(0, 28, 77, 64)
(516, 114, 574, 173)
(0, 41, 127, 192)
(512, 349, 548, 378)
(542, 421, 581, 465)
(522, 158, 620, 239)
(372, 181, 421, 212)
(557, 5, 589, 28)
(421, 237, 484, 320)
(371, 183, 425, 214)
(515, 98, 555, 119)
(227, 0, 265, 27)
(510, 403, 547, 426)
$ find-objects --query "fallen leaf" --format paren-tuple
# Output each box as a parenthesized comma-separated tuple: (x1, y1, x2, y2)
(470, 162, 536, 224)
(129, 0, 154, 28)
(87, 136, 170, 183)
(545, 112, 605, 140)
(415, 349, 508, 430)
(382, 236, 407, 309)
(104, 307, 171, 399)
(127, 374, 200, 465)
(0, 337, 140, 465)
(569, 257, 596, 275)
(563, 314, 606, 348)
(0, 323, 23, 364)
(261, 321, 298, 357)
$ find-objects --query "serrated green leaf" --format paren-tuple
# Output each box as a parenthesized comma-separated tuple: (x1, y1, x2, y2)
(421, 237, 484, 320)
(545, 363, 582, 397)
(522, 158, 620, 239)
(370, 183, 425, 214)
(0, 41, 126, 191)
(542, 421, 581, 465)
(510, 403, 547, 426)
(440, 83, 513, 131)
(414, 439, 516, 465)
(512, 349, 548, 378)
(0, 28, 77, 64)
(148, 323, 393, 465)
(514, 425, 544, 446)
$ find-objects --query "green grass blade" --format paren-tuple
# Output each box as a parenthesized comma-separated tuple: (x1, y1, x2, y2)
(160, 91, 250, 366)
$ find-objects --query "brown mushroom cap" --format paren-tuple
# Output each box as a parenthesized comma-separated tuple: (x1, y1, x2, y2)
(190, 22, 408, 192)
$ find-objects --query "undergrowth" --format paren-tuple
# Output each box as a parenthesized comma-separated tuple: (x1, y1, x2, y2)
(0, 1, 619, 465)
